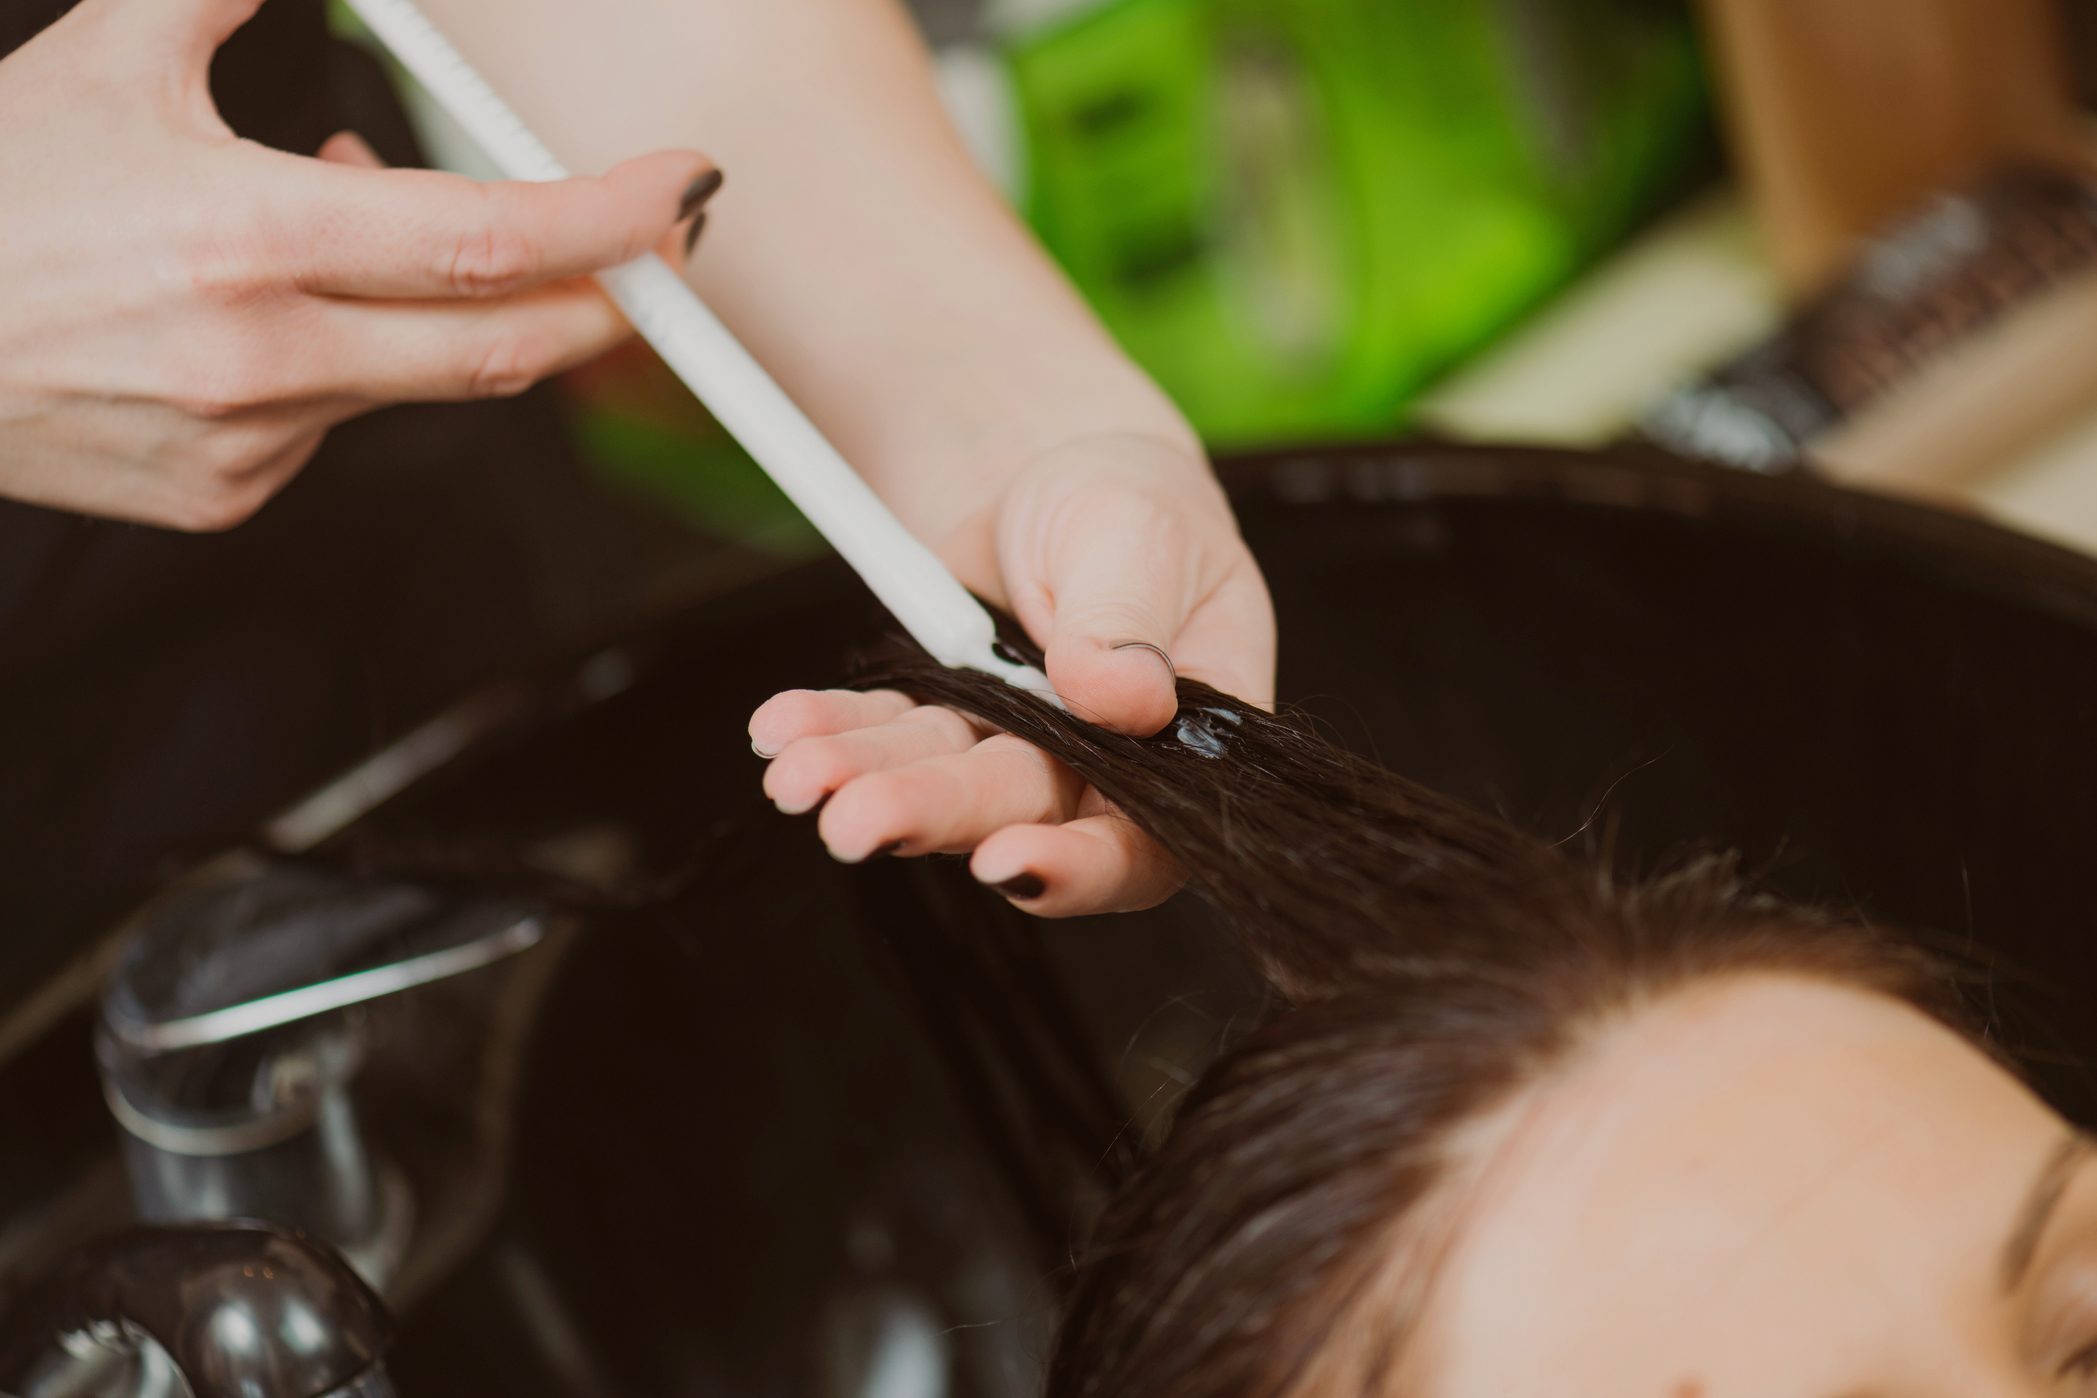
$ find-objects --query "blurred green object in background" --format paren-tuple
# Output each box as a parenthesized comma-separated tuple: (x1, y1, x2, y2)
(341, 0, 1712, 535)
(1005, 0, 1711, 447)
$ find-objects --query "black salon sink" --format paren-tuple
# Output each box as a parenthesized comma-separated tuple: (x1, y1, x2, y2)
(6, 441, 2097, 1394)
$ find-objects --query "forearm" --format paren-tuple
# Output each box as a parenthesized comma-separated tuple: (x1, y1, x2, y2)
(421, 0, 1202, 551)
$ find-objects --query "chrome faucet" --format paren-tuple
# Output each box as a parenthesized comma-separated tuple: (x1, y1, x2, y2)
(94, 858, 549, 1292)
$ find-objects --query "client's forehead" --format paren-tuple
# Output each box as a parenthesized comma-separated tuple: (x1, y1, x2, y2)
(1410, 974, 2061, 1398)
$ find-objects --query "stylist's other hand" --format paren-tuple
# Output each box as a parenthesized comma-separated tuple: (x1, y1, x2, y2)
(749, 432, 1276, 916)
(0, 0, 716, 529)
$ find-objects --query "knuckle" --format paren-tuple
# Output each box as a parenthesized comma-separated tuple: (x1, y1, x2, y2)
(169, 387, 244, 422)
(166, 371, 248, 421)
(465, 331, 553, 400)
(165, 199, 278, 306)
(169, 240, 255, 309)
(173, 478, 267, 533)
(167, 337, 283, 419)
(191, 429, 263, 479)
(447, 212, 541, 296)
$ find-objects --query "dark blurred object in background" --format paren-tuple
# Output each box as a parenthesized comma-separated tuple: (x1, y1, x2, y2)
(1642, 165, 2097, 484)
(2064, 0, 2097, 109)
(1696, 0, 2086, 296)
(1641, 0, 2097, 492)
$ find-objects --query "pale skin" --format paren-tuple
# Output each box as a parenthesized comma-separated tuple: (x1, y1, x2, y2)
(1387, 975, 2097, 1397)
(0, 0, 1275, 914)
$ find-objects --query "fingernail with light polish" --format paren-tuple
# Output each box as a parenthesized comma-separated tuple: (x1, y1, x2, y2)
(995, 873, 1046, 901)
(751, 739, 777, 759)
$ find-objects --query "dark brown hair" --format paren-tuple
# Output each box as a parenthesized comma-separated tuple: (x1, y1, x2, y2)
(858, 653, 1980, 1398)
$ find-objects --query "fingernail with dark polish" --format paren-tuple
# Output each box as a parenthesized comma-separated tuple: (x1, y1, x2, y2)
(683, 211, 709, 257)
(995, 873, 1046, 901)
(868, 840, 905, 860)
(678, 168, 724, 222)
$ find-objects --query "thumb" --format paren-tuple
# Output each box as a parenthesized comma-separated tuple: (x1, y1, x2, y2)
(80, 0, 267, 127)
(1038, 509, 1190, 737)
(106, 0, 268, 71)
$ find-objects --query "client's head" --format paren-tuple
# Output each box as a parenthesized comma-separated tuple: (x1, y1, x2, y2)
(860, 657, 2088, 1397)
(1048, 875, 2089, 1397)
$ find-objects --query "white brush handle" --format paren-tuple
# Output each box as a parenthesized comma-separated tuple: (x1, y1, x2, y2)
(340, 0, 1053, 694)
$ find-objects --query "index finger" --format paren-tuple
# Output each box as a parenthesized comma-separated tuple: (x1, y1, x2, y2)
(266, 146, 717, 300)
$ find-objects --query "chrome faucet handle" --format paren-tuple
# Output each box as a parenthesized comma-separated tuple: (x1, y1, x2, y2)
(101, 862, 546, 1055)
(0, 1222, 395, 1398)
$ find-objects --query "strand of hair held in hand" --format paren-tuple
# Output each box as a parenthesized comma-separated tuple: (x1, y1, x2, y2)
(856, 642, 1582, 1007)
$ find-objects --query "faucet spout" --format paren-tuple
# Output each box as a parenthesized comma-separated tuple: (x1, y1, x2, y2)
(95, 861, 553, 1291)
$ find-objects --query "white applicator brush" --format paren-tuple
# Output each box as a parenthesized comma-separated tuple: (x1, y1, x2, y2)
(339, 0, 1057, 698)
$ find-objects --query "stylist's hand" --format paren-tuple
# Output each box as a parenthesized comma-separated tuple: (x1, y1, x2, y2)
(749, 432, 1275, 916)
(0, 0, 717, 529)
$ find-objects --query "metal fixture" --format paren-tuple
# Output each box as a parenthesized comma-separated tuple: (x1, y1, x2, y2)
(94, 862, 548, 1290)
(0, 1222, 395, 1398)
